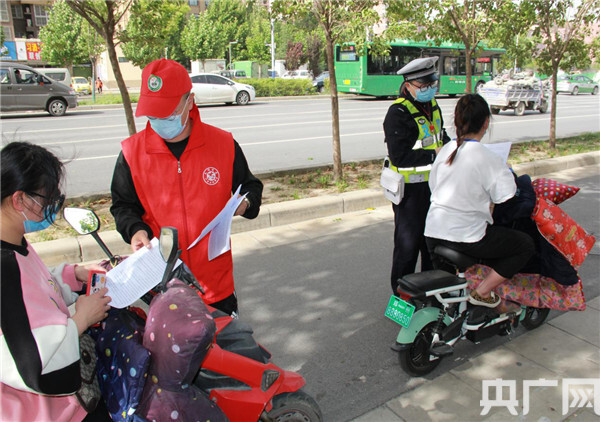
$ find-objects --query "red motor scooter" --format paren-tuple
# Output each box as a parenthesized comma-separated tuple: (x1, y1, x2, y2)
(63, 207, 323, 422)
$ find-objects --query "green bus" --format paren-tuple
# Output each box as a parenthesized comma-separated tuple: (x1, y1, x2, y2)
(335, 40, 504, 97)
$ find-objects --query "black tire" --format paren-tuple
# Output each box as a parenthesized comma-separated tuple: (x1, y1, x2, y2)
(538, 99, 548, 113)
(267, 390, 323, 422)
(521, 307, 550, 330)
(491, 107, 501, 115)
(236, 90, 250, 105)
(593, 86, 598, 95)
(571, 86, 579, 96)
(47, 99, 67, 116)
(398, 322, 443, 376)
(514, 101, 525, 116)
(448, 93, 457, 98)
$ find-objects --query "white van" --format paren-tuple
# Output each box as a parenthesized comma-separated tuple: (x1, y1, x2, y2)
(37, 67, 72, 88)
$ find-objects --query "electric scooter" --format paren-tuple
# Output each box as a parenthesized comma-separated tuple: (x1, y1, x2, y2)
(63, 207, 323, 422)
(386, 245, 550, 376)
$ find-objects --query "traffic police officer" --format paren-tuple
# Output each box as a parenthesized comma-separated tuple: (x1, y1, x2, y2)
(383, 56, 450, 294)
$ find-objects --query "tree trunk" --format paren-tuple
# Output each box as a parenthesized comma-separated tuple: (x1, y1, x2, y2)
(105, 35, 136, 136)
(324, 35, 343, 181)
(465, 48, 472, 93)
(549, 65, 558, 149)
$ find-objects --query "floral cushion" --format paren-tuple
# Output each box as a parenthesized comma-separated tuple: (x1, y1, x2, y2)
(532, 198, 596, 268)
(532, 178, 579, 204)
(466, 265, 586, 311)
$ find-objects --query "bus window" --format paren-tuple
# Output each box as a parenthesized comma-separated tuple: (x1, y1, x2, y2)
(475, 58, 491, 75)
(336, 45, 359, 62)
(444, 57, 459, 75)
(367, 46, 420, 75)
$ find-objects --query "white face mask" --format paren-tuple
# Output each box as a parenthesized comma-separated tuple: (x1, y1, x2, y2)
(148, 96, 191, 139)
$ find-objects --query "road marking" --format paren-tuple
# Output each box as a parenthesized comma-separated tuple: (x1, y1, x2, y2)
(7, 124, 127, 134)
(69, 154, 119, 162)
(39, 136, 124, 146)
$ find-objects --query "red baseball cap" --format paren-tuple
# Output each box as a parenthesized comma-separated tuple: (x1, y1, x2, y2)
(135, 59, 192, 118)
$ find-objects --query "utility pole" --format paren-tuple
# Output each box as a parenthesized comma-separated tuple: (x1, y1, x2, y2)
(228, 41, 238, 70)
(269, 0, 275, 77)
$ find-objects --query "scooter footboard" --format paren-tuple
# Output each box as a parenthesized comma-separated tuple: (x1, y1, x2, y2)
(395, 307, 452, 345)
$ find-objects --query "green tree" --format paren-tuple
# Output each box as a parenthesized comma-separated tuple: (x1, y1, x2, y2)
(524, 0, 599, 148)
(120, 0, 189, 68)
(67, 0, 137, 136)
(305, 33, 324, 77)
(78, 20, 106, 103)
(181, 13, 227, 71)
(39, 0, 88, 75)
(243, 9, 272, 64)
(205, 0, 249, 64)
(386, 0, 509, 93)
(273, 0, 382, 181)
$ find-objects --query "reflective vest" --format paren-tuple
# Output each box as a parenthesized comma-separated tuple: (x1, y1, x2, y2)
(388, 97, 443, 183)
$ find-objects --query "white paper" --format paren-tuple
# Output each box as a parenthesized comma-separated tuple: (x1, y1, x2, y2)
(484, 142, 512, 163)
(105, 238, 178, 308)
(187, 185, 247, 261)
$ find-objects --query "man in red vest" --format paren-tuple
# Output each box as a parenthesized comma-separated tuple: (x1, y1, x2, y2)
(110, 59, 263, 316)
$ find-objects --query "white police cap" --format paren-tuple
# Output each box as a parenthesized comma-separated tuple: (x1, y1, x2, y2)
(397, 57, 439, 82)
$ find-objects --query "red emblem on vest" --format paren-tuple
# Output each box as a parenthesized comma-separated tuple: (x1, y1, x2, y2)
(203, 167, 220, 185)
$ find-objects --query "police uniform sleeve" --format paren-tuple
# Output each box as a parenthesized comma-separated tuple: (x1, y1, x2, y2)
(232, 140, 263, 219)
(383, 103, 437, 168)
(110, 152, 153, 244)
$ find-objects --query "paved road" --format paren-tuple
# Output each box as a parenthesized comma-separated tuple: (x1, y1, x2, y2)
(231, 165, 599, 421)
(1, 94, 598, 197)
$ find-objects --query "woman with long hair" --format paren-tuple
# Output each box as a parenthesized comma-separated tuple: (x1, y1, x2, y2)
(424, 94, 534, 308)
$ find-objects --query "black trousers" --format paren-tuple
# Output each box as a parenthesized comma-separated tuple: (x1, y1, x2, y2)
(426, 225, 535, 279)
(209, 291, 238, 317)
(391, 182, 433, 294)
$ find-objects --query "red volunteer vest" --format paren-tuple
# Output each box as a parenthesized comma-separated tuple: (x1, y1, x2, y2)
(122, 106, 235, 303)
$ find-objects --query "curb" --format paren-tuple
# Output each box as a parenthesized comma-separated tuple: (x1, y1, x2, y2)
(33, 151, 600, 266)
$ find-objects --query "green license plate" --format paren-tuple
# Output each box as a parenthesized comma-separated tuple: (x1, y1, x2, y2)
(385, 295, 415, 328)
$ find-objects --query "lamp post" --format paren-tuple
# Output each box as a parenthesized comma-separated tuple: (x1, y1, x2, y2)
(228, 41, 238, 70)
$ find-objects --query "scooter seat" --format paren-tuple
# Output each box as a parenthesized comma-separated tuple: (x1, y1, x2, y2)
(434, 245, 479, 272)
(398, 269, 465, 294)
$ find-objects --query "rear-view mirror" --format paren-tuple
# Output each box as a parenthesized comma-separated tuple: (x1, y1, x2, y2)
(63, 207, 100, 234)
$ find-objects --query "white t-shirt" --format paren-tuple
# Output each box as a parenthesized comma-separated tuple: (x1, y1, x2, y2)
(424, 140, 516, 243)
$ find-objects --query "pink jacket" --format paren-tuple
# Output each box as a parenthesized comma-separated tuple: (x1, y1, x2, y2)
(1, 239, 87, 422)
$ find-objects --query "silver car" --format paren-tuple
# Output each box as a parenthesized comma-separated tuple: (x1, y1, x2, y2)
(189, 73, 256, 106)
(0, 61, 77, 116)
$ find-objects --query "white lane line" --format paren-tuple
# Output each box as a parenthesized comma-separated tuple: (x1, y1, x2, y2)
(40, 136, 124, 146)
(241, 131, 383, 146)
(7, 124, 128, 134)
(69, 154, 119, 162)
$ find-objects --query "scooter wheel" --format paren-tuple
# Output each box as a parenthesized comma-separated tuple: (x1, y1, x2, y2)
(267, 390, 323, 422)
(521, 307, 550, 330)
(398, 322, 443, 376)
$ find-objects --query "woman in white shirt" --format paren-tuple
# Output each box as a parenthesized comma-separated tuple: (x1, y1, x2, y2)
(424, 94, 534, 308)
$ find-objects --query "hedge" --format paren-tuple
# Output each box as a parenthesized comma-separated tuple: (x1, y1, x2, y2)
(239, 78, 316, 97)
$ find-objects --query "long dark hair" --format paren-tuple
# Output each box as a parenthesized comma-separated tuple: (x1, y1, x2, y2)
(1, 142, 64, 206)
(446, 94, 491, 165)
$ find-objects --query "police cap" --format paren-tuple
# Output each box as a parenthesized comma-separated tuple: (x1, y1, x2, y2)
(397, 57, 439, 84)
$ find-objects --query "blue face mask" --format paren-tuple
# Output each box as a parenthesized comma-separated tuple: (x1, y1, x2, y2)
(414, 85, 438, 103)
(21, 194, 63, 233)
(22, 211, 57, 233)
(148, 98, 190, 140)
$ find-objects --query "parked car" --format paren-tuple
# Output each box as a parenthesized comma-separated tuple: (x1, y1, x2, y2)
(0, 61, 77, 116)
(189, 73, 256, 105)
(312, 71, 329, 92)
(37, 67, 72, 88)
(72, 76, 92, 95)
(282, 70, 312, 79)
(219, 69, 247, 79)
(557, 74, 598, 95)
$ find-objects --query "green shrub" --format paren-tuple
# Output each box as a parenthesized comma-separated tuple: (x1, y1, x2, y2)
(244, 78, 315, 97)
(78, 93, 140, 106)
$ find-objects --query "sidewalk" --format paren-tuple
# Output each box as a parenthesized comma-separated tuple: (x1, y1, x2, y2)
(31, 154, 600, 420)
(351, 297, 600, 421)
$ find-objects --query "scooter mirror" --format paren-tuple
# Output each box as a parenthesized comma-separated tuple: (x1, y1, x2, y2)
(63, 207, 100, 235)
(159, 227, 178, 263)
